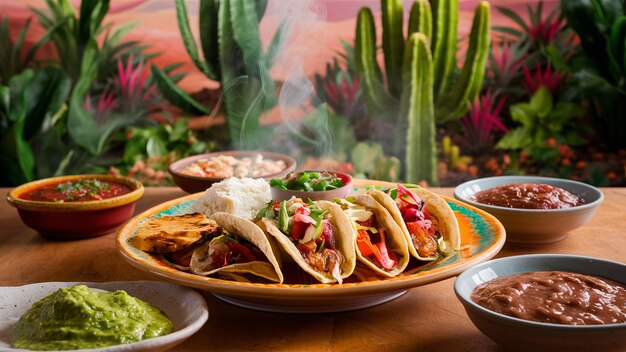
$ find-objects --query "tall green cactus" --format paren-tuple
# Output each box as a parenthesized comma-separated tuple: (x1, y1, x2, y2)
(402, 33, 437, 184)
(152, 0, 282, 149)
(354, 0, 490, 184)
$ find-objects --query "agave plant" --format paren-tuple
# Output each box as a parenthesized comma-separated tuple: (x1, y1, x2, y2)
(522, 63, 562, 95)
(486, 39, 529, 99)
(314, 41, 365, 121)
(493, 1, 574, 66)
(0, 17, 53, 85)
(152, 0, 285, 149)
(460, 90, 508, 155)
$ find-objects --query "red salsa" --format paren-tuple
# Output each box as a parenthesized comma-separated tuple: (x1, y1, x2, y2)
(470, 183, 583, 209)
(20, 179, 133, 202)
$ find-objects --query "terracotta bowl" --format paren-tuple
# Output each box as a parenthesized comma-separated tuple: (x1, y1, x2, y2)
(168, 150, 296, 194)
(454, 176, 604, 244)
(6, 174, 143, 239)
(454, 254, 626, 352)
(270, 171, 353, 202)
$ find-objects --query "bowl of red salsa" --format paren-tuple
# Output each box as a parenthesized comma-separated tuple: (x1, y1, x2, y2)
(454, 176, 604, 244)
(7, 174, 144, 239)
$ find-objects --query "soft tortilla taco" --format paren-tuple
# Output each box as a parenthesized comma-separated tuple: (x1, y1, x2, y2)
(190, 212, 284, 283)
(368, 184, 461, 261)
(256, 197, 356, 284)
(334, 194, 410, 277)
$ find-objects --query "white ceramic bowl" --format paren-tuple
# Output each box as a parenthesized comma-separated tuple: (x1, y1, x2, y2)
(454, 254, 626, 352)
(454, 176, 604, 244)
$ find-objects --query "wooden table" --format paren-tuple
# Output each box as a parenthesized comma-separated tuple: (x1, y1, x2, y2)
(2, 186, 625, 352)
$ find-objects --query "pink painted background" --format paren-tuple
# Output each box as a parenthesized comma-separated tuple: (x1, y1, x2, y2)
(0, 0, 557, 94)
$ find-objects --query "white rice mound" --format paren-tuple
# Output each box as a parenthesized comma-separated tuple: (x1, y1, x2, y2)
(189, 177, 271, 220)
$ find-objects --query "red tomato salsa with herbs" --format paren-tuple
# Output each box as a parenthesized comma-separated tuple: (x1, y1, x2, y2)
(20, 179, 133, 202)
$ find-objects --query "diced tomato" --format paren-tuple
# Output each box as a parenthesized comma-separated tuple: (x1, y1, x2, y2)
(290, 219, 309, 241)
(225, 241, 257, 262)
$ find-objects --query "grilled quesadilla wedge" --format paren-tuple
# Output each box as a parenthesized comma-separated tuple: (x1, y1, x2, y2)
(130, 213, 221, 253)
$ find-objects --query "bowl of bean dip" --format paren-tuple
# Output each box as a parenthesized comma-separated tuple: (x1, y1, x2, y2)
(455, 254, 626, 352)
(169, 151, 296, 193)
(454, 176, 604, 244)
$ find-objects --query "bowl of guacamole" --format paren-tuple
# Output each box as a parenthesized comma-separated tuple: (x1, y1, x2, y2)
(0, 281, 208, 351)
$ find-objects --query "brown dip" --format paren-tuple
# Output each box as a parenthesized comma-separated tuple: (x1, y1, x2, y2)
(471, 271, 626, 325)
(471, 183, 583, 209)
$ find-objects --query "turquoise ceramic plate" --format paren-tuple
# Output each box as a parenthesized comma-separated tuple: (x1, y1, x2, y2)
(116, 187, 505, 313)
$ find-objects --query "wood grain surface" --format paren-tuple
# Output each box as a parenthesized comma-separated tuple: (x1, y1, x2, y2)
(2, 185, 625, 352)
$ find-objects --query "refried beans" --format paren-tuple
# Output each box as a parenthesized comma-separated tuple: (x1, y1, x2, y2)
(471, 271, 626, 325)
(470, 183, 583, 209)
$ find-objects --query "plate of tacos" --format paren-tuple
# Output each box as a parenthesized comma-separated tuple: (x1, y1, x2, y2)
(116, 180, 505, 313)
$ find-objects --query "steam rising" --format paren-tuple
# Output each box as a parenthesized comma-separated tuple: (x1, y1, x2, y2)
(260, 0, 332, 156)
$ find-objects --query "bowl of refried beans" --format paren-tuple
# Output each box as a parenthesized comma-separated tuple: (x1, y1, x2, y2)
(455, 254, 626, 352)
(454, 176, 604, 244)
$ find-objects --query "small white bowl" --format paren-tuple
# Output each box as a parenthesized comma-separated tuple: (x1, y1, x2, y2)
(454, 254, 626, 352)
(454, 176, 603, 244)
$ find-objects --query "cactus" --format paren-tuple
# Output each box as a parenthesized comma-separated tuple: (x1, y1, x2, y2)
(402, 33, 437, 184)
(354, 0, 490, 184)
(152, 0, 283, 149)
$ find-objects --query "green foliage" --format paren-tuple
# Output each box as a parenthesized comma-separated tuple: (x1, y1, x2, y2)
(497, 86, 586, 155)
(0, 68, 71, 186)
(0, 17, 52, 85)
(559, 0, 626, 149)
(153, 0, 284, 149)
(121, 118, 208, 168)
(350, 142, 401, 182)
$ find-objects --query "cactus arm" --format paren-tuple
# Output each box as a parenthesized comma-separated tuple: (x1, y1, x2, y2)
(354, 7, 394, 117)
(438, 1, 491, 123)
(382, 0, 405, 98)
(408, 0, 432, 40)
(151, 64, 210, 115)
(401, 33, 437, 185)
(256, 0, 268, 20)
(199, 0, 220, 81)
(230, 0, 263, 77)
(431, 0, 458, 101)
(175, 0, 216, 80)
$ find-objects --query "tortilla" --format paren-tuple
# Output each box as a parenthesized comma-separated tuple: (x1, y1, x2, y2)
(259, 200, 356, 284)
(369, 186, 461, 261)
(190, 212, 284, 283)
(344, 194, 410, 277)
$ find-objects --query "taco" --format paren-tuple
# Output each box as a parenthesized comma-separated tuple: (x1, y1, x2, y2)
(257, 197, 356, 284)
(335, 194, 410, 277)
(368, 184, 461, 261)
(190, 212, 284, 283)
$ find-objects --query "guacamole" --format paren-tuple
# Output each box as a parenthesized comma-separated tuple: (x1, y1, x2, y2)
(11, 285, 174, 351)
